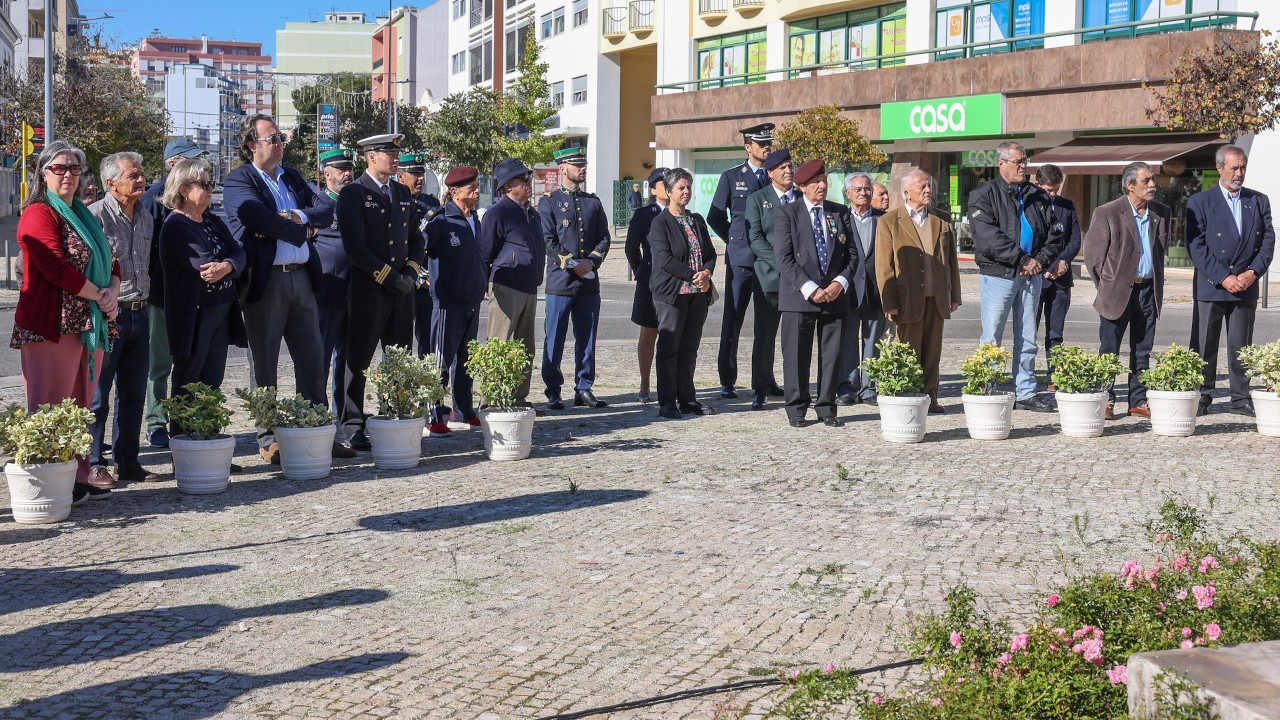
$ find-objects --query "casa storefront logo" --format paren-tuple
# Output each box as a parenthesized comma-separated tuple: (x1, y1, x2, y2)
(880, 93, 1004, 140)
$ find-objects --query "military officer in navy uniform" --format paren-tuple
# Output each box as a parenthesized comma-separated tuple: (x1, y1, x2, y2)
(398, 153, 444, 360)
(538, 146, 611, 410)
(336, 133, 425, 450)
(623, 166, 668, 403)
(708, 122, 783, 399)
(312, 148, 355, 418)
(422, 166, 488, 437)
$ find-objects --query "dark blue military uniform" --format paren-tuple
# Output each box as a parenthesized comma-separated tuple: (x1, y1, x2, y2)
(312, 186, 349, 418)
(412, 191, 443, 360)
(423, 199, 487, 425)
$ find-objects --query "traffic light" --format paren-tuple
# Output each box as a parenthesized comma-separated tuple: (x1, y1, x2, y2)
(20, 123, 33, 159)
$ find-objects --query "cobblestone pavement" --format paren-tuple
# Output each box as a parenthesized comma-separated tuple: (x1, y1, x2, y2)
(4, 290, 1280, 719)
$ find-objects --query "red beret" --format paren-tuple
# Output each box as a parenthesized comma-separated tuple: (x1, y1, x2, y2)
(793, 159, 827, 186)
(444, 166, 478, 187)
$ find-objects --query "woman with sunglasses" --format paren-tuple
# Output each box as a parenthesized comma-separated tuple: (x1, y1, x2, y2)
(11, 140, 121, 505)
(158, 158, 246, 420)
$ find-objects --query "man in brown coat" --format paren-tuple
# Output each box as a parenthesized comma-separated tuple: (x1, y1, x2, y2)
(1083, 160, 1170, 420)
(875, 169, 962, 413)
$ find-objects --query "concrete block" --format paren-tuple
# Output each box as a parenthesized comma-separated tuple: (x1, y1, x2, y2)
(1128, 641, 1280, 720)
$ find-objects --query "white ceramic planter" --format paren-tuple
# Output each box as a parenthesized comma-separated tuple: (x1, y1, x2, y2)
(5, 460, 77, 523)
(1056, 391, 1109, 438)
(169, 435, 235, 494)
(480, 408, 536, 461)
(1252, 390, 1280, 437)
(1147, 389, 1200, 437)
(962, 393, 1015, 440)
(876, 394, 931, 444)
(367, 416, 426, 470)
(275, 425, 334, 480)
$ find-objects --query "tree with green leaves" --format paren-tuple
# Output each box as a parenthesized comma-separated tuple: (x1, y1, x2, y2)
(495, 27, 562, 168)
(773, 105, 887, 170)
(419, 87, 503, 175)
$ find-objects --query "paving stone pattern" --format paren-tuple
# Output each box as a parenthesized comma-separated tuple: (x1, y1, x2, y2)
(3, 321, 1279, 719)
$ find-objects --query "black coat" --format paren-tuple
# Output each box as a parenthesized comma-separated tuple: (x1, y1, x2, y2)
(624, 202, 664, 285)
(1047, 195, 1082, 288)
(969, 176, 1064, 279)
(774, 199, 859, 315)
(424, 201, 487, 309)
(336, 173, 425, 298)
(311, 189, 348, 309)
(140, 176, 170, 308)
(159, 211, 247, 357)
(708, 160, 766, 267)
(647, 210, 718, 304)
(480, 195, 546, 295)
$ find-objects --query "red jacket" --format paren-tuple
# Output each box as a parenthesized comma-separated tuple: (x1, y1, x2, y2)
(15, 203, 121, 342)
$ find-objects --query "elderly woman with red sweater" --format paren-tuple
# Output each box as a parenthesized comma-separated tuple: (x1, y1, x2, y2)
(11, 140, 121, 505)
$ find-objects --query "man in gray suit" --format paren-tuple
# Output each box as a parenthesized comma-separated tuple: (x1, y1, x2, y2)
(836, 172, 884, 405)
(744, 148, 795, 410)
(1083, 161, 1170, 420)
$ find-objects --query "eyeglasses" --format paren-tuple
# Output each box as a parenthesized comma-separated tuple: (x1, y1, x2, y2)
(45, 164, 87, 176)
(1002, 157, 1029, 166)
(256, 133, 286, 145)
(189, 180, 216, 191)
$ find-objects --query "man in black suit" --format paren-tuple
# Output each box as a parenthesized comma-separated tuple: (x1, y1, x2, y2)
(1187, 144, 1276, 416)
(223, 113, 353, 463)
(744, 148, 794, 410)
(835, 171, 884, 406)
(774, 159, 860, 428)
(1032, 164, 1081, 390)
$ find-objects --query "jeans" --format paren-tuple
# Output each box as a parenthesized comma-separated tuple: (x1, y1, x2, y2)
(979, 273, 1044, 401)
(89, 306, 151, 467)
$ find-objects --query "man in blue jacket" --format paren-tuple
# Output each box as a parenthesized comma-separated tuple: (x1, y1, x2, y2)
(312, 148, 355, 420)
(538, 147, 611, 410)
(1031, 163, 1081, 389)
(1187, 144, 1275, 416)
(480, 158, 546, 411)
(398, 152, 442, 360)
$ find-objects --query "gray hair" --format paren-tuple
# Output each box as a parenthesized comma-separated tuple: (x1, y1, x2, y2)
(161, 157, 212, 210)
(1121, 161, 1151, 192)
(100, 151, 144, 185)
(901, 169, 932, 196)
(24, 140, 87, 209)
(844, 172, 873, 192)
(996, 140, 1025, 162)
(663, 167, 693, 193)
(1215, 144, 1246, 168)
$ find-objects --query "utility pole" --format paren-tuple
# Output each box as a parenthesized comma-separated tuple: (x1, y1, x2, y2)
(43, 0, 53, 141)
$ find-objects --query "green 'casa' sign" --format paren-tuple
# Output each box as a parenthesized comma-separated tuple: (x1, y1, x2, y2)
(880, 93, 1004, 140)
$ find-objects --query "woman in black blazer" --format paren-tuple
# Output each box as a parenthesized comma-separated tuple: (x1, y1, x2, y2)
(647, 167, 717, 419)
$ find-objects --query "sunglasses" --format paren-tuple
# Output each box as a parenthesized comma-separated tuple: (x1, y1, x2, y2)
(256, 133, 286, 145)
(189, 180, 216, 191)
(45, 163, 87, 176)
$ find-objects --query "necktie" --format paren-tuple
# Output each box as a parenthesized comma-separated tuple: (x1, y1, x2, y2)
(780, 192, 790, 205)
(755, 167, 766, 186)
(812, 207, 828, 274)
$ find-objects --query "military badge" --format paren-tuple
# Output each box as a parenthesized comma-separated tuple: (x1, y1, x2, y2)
(838, 234, 847, 244)
(562, 219, 570, 228)
(449, 232, 460, 247)
(762, 201, 772, 210)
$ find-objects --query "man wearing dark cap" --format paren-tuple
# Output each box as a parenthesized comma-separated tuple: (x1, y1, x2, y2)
(423, 166, 488, 437)
(624, 167, 668, 403)
(397, 152, 443, 360)
(480, 158, 546, 410)
(538, 146, 612, 410)
(774, 159, 861, 428)
(139, 136, 207, 449)
(708, 122, 783, 400)
(312, 148, 355, 418)
(744, 148, 794, 410)
(336, 133, 425, 450)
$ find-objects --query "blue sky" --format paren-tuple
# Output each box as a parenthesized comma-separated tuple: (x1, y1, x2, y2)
(93, 0, 439, 59)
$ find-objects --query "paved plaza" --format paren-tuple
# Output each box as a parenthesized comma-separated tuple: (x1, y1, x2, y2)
(3, 275, 1280, 719)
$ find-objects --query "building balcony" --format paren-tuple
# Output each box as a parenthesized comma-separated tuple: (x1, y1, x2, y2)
(629, 0, 653, 31)
(732, 0, 763, 11)
(602, 7, 625, 39)
(697, 0, 727, 19)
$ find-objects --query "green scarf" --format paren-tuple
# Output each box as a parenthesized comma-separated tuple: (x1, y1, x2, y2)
(47, 193, 112, 380)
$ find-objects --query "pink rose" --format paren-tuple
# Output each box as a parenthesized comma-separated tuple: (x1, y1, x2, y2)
(824, 663, 834, 675)
(1192, 584, 1216, 610)
(1176, 590, 1188, 600)
(1071, 638, 1105, 666)
(1174, 555, 1189, 572)
(1106, 665, 1128, 685)
(1199, 556, 1219, 573)
(997, 653, 1011, 664)
(1182, 627, 1192, 637)
(1054, 627, 1066, 637)
(872, 696, 883, 706)
(932, 698, 942, 707)
(1156, 602, 1167, 611)
(1204, 623, 1222, 642)
(950, 631, 963, 648)
(1010, 634, 1030, 653)
(1049, 643, 1059, 652)
(1229, 555, 1240, 564)
(1181, 639, 1195, 650)
(791, 669, 801, 680)
(1047, 594, 1059, 607)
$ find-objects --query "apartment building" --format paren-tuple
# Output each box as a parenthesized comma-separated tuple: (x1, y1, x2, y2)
(132, 36, 273, 119)
(372, 2, 449, 112)
(165, 63, 247, 179)
(275, 12, 379, 132)
(9, 0, 77, 77)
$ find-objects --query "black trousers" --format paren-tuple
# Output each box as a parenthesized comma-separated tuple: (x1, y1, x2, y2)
(717, 264, 755, 388)
(316, 301, 347, 419)
(1037, 282, 1071, 379)
(1098, 283, 1157, 406)
(414, 289, 435, 359)
(781, 310, 844, 420)
(431, 303, 481, 424)
(340, 290, 415, 438)
(170, 303, 233, 436)
(1196, 297, 1256, 403)
(654, 293, 709, 410)
(749, 285, 781, 393)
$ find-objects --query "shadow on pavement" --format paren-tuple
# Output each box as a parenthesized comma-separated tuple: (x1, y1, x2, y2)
(0, 588, 389, 673)
(358, 488, 650, 533)
(0, 563, 238, 617)
(0, 652, 411, 719)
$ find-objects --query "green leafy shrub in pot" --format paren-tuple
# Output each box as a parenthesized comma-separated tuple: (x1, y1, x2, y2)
(161, 383, 233, 440)
(466, 339, 530, 411)
(1239, 339, 1280, 392)
(961, 342, 1013, 396)
(862, 340, 924, 397)
(1138, 343, 1207, 392)
(365, 345, 447, 419)
(234, 387, 335, 430)
(0, 398, 93, 465)
(1050, 345, 1124, 394)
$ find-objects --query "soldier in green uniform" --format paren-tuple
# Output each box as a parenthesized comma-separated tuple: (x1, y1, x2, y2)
(313, 147, 355, 419)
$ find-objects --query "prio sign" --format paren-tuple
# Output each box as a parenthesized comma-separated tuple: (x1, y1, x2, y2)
(879, 93, 1004, 140)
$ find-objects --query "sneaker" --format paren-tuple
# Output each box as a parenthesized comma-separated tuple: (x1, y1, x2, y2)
(73, 483, 110, 505)
(147, 426, 170, 448)
(467, 416, 481, 428)
(427, 421, 452, 438)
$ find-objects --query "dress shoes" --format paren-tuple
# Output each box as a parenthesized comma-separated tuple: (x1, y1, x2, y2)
(767, 384, 785, 397)
(1129, 403, 1151, 419)
(820, 416, 843, 428)
(335, 438, 362, 456)
(835, 394, 857, 406)
(659, 405, 682, 420)
(788, 417, 807, 428)
(574, 390, 608, 408)
(117, 464, 161, 482)
(928, 402, 946, 415)
(1230, 399, 1255, 417)
(87, 466, 116, 489)
(680, 402, 715, 416)
(229, 463, 243, 474)
(1197, 398, 1212, 417)
(1014, 396, 1054, 413)
(147, 426, 170, 449)
(750, 391, 767, 410)
(259, 443, 280, 464)
(546, 393, 565, 410)
(861, 395, 878, 407)
(1046, 383, 1057, 392)
(720, 385, 738, 399)
(1105, 402, 1116, 421)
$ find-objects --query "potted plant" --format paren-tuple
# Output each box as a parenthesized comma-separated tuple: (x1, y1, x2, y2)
(1239, 339, 1280, 436)
(161, 382, 235, 493)
(1, 399, 93, 523)
(1137, 344, 1207, 437)
(1049, 346, 1124, 438)
(960, 343, 1016, 440)
(364, 345, 447, 470)
(863, 340, 930, 443)
(235, 387, 336, 480)
(466, 338, 535, 461)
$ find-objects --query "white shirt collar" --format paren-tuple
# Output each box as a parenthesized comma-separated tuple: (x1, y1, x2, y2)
(773, 184, 792, 203)
(907, 204, 929, 226)
(803, 196, 822, 213)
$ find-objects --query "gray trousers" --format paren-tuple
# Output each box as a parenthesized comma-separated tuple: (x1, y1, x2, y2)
(242, 268, 328, 448)
(487, 283, 538, 403)
(838, 302, 886, 400)
(144, 304, 172, 431)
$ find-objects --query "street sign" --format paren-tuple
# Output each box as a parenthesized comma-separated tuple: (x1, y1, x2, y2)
(317, 104, 340, 150)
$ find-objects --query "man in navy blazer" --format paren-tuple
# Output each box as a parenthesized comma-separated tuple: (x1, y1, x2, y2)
(223, 113, 345, 463)
(1032, 164, 1082, 389)
(774, 159, 860, 428)
(1187, 145, 1275, 416)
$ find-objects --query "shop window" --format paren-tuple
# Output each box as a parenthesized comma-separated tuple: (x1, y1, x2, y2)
(1082, 0, 1235, 42)
(698, 29, 767, 89)
(787, 3, 906, 77)
(934, 0, 1044, 60)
